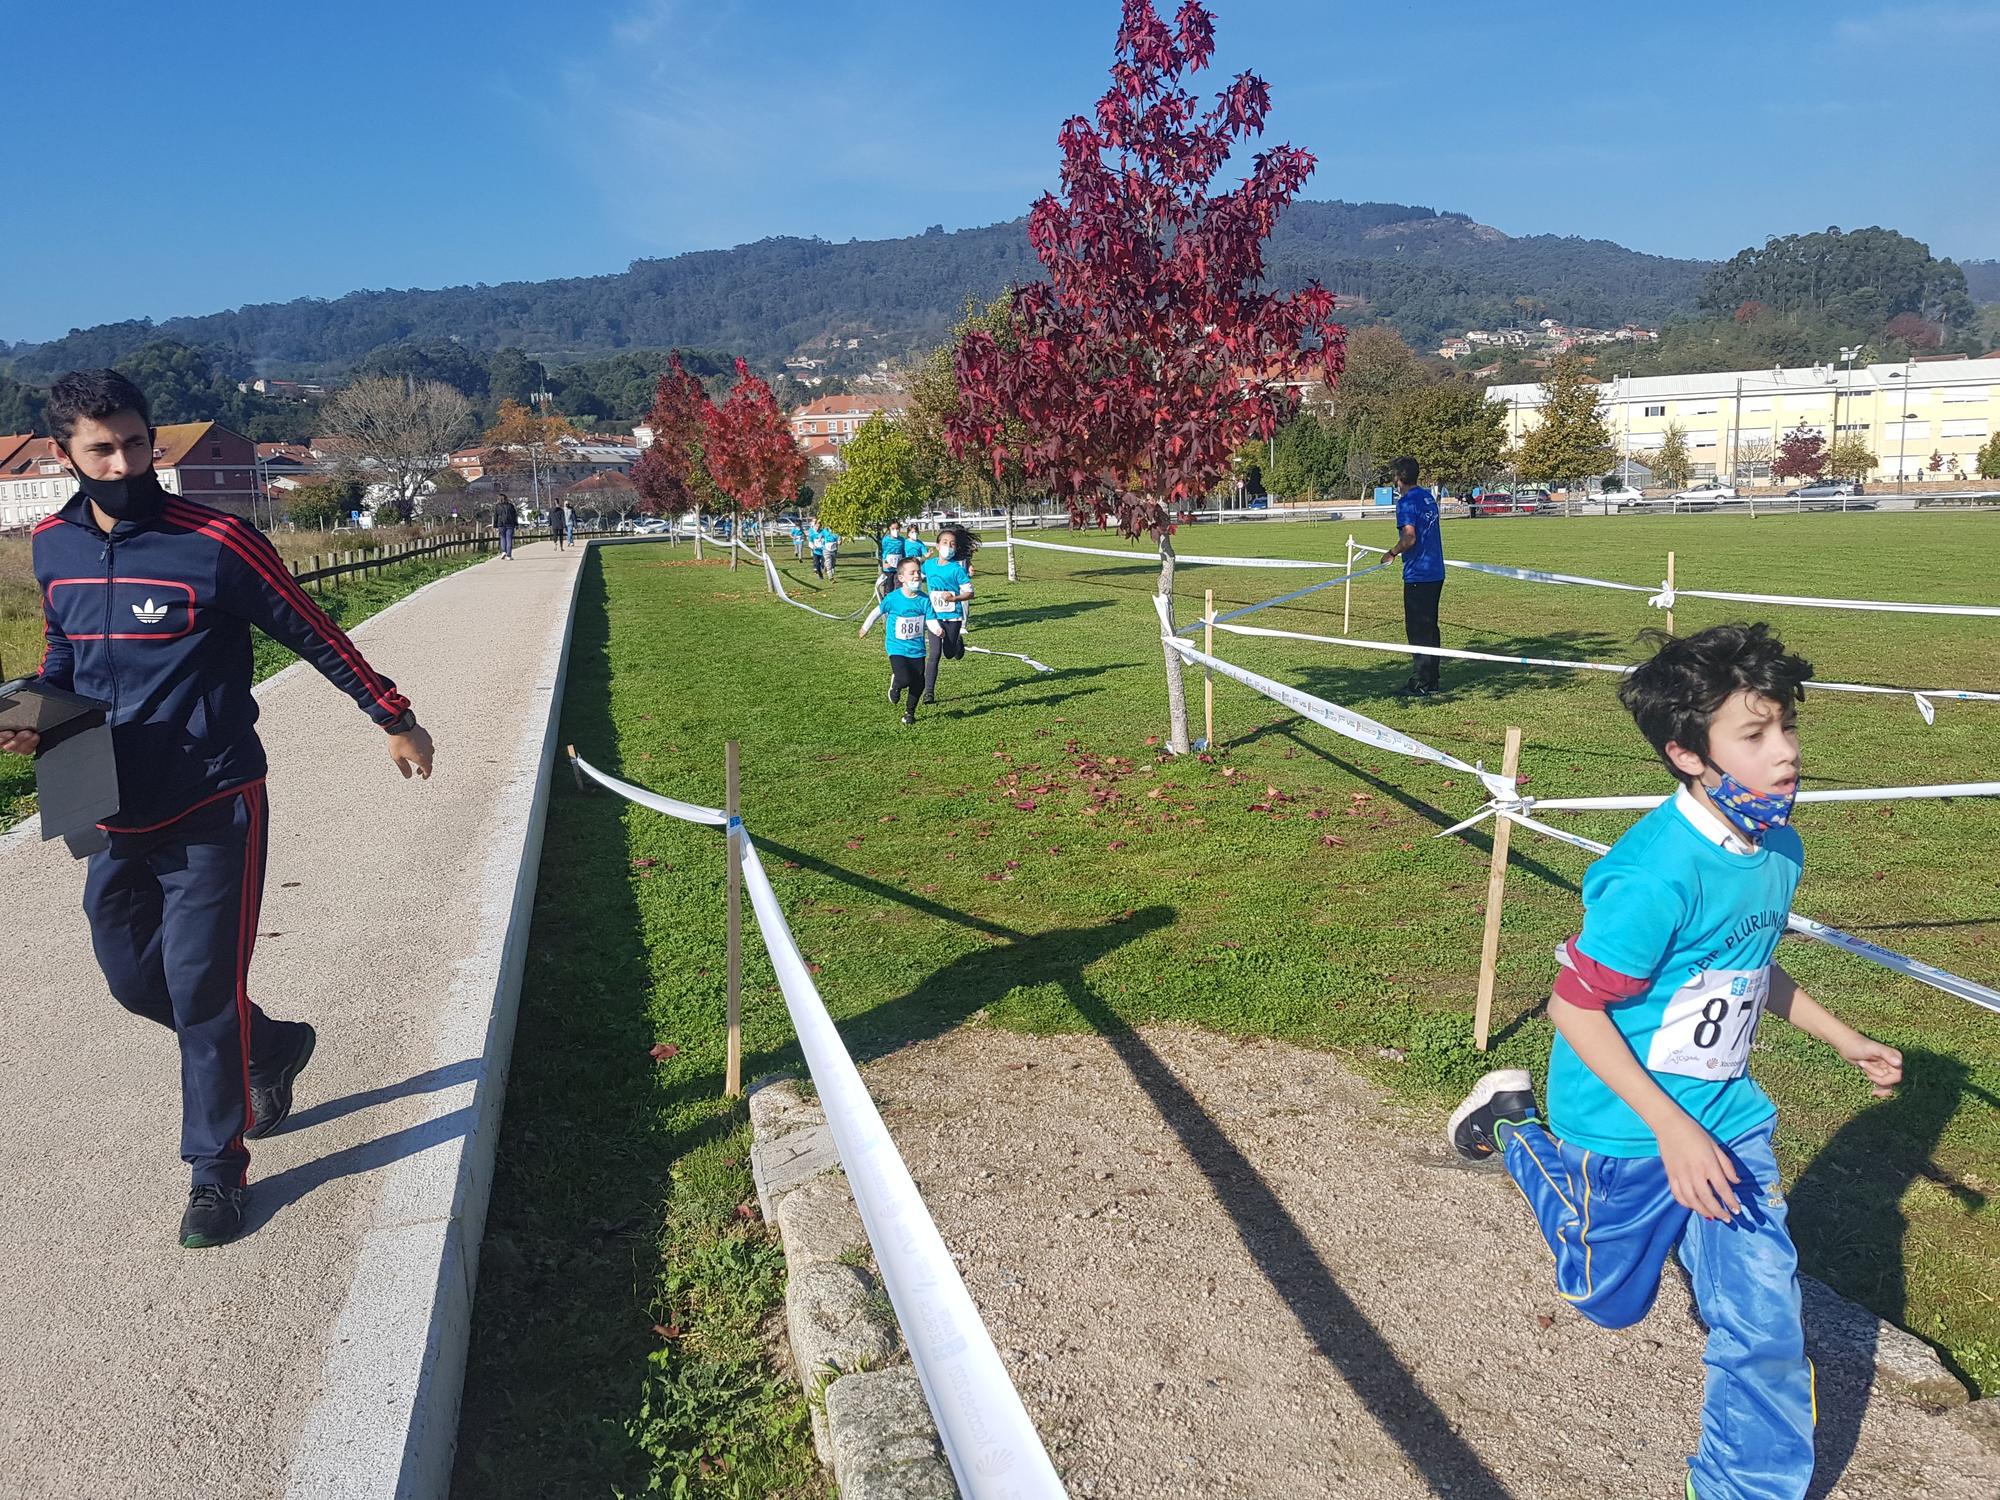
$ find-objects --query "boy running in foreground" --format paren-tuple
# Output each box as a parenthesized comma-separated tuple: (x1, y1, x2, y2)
(1448, 623, 1903, 1500)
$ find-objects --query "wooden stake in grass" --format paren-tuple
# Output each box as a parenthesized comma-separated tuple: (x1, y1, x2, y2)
(1203, 587, 1215, 751)
(1342, 534, 1355, 634)
(1004, 510, 1018, 583)
(725, 739, 743, 1098)
(1473, 725, 1523, 1053)
(1665, 550, 1676, 637)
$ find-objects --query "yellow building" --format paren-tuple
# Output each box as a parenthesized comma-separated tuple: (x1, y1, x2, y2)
(1489, 357, 1999, 484)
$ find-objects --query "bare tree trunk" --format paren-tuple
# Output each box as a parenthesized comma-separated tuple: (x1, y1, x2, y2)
(1157, 529, 1191, 754)
(694, 510, 704, 560)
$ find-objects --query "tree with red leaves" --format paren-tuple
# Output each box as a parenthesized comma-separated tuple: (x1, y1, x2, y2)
(633, 354, 719, 544)
(1771, 420, 1828, 483)
(703, 359, 808, 570)
(946, 0, 1344, 751)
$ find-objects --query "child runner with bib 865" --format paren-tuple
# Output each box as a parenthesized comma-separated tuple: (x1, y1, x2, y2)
(858, 556, 937, 726)
(1448, 623, 1904, 1500)
(919, 524, 976, 705)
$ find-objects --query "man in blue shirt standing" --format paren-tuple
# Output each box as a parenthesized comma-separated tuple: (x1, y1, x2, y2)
(1380, 455, 1445, 697)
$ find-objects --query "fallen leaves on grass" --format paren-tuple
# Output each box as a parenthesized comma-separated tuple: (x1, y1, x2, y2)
(649, 1043, 680, 1062)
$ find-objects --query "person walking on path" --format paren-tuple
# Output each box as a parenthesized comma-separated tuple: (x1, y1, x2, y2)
(494, 496, 518, 560)
(858, 556, 936, 727)
(0, 370, 437, 1250)
(1448, 623, 1903, 1500)
(1378, 455, 1444, 697)
(919, 525, 975, 704)
(547, 501, 570, 551)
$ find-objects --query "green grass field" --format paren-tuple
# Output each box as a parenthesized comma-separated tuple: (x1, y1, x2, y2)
(462, 512, 2000, 1496)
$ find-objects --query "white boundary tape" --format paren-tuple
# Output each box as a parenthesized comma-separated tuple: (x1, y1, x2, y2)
(1197, 620, 2000, 722)
(1160, 608, 2000, 1015)
(1350, 541, 2000, 618)
(568, 752, 1066, 1498)
(1008, 536, 1354, 570)
(757, 548, 1055, 671)
(1497, 810, 2000, 1016)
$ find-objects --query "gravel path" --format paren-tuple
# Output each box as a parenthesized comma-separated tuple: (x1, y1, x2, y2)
(861, 1023, 1999, 1500)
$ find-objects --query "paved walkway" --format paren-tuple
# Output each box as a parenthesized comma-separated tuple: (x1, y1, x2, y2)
(0, 539, 583, 1499)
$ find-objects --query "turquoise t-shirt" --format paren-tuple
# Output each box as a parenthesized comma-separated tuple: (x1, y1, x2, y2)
(899, 534, 929, 562)
(880, 535, 903, 570)
(921, 557, 971, 619)
(1547, 795, 1803, 1157)
(878, 589, 933, 658)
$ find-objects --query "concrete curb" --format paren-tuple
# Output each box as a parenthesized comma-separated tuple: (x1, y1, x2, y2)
(747, 1077, 959, 1500)
(284, 542, 587, 1499)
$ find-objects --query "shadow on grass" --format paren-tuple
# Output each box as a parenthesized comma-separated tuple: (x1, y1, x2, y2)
(1791, 1049, 1992, 1497)
(1234, 723, 1583, 898)
(452, 546, 681, 1500)
(965, 598, 1114, 630)
(712, 861, 1516, 1496)
(951, 662, 1126, 705)
(1288, 628, 1631, 705)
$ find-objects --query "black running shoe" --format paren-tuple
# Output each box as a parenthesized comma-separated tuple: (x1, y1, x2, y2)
(921, 693, 936, 705)
(901, 712, 916, 727)
(1447, 1068, 1540, 1163)
(180, 1183, 246, 1249)
(246, 1021, 316, 1141)
(888, 680, 902, 705)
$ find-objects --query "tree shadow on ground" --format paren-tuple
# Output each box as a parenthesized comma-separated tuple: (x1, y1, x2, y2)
(1232, 723, 1583, 898)
(965, 598, 1114, 630)
(1286, 628, 1632, 707)
(1789, 1049, 1990, 1498)
(709, 855, 1517, 1496)
(950, 662, 1125, 704)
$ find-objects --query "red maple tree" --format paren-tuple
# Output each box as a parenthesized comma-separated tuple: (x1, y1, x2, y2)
(1771, 420, 1828, 483)
(633, 353, 714, 519)
(703, 358, 808, 568)
(944, 0, 1344, 750)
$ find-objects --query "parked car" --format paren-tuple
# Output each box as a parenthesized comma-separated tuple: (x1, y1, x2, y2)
(1573, 486, 1644, 514)
(1787, 481, 1875, 511)
(1466, 491, 1537, 517)
(1670, 481, 1737, 510)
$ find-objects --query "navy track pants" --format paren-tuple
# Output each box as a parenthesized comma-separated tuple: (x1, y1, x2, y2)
(83, 783, 284, 1188)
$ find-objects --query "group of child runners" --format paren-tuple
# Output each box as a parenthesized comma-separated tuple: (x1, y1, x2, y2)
(858, 522, 975, 724)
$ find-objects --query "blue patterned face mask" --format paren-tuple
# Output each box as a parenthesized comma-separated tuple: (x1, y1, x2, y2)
(1710, 771, 1796, 840)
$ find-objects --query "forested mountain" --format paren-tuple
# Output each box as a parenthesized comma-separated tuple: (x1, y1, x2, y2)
(1964, 260, 2000, 303)
(3, 201, 1710, 385)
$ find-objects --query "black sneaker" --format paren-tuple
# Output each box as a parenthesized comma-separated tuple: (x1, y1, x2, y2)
(888, 681, 901, 705)
(921, 693, 936, 705)
(246, 1021, 316, 1140)
(1447, 1068, 1539, 1163)
(901, 712, 916, 728)
(180, 1183, 246, 1249)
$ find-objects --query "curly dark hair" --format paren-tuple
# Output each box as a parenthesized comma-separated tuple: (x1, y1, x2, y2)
(47, 369, 151, 446)
(1618, 623, 1813, 779)
(937, 524, 978, 564)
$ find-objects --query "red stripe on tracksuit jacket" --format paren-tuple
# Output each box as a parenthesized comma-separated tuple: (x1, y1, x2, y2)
(31, 491, 410, 829)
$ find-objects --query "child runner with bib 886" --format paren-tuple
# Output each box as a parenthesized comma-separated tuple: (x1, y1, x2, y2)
(1448, 622, 1903, 1500)
(858, 556, 937, 726)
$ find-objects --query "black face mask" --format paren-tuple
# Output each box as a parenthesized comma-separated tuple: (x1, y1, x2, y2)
(74, 465, 168, 525)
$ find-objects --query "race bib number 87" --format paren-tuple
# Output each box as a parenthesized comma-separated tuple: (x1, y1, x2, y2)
(1647, 967, 1769, 1081)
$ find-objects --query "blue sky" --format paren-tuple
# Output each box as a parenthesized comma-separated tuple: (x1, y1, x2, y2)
(5, 0, 1996, 344)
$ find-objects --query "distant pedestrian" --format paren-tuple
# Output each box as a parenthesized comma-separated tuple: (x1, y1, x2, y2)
(1380, 456, 1444, 697)
(548, 502, 569, 551)
(494, 497, 518, 560)
(790, 519, 805, 561)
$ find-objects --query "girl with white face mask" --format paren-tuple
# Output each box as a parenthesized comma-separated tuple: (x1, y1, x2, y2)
(918, 526, 976, 704)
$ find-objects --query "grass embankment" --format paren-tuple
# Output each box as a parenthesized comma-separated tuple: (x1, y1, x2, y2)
(458, 511, 2000, 1497)
(0, 527, 489, 831)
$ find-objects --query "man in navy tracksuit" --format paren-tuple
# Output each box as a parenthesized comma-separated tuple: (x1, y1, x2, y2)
(0, 370, 437, 1249)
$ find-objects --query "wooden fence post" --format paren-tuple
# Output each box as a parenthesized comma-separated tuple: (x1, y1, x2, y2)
(724, 740, 743, 1098)
(1473, 726, 1524, 1052)
(1342, 534, 1355, 634)
(1665, 551, 1676, 637)
(1203, 587, 1215, 751)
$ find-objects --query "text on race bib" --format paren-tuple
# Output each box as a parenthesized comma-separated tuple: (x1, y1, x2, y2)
(894, 614, 927, 641)
(1646, 966, 1769, 1081)
(929, 589, 958, 612)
